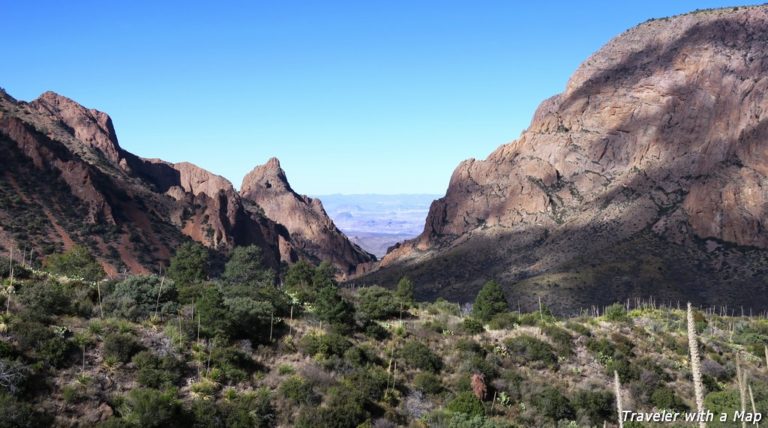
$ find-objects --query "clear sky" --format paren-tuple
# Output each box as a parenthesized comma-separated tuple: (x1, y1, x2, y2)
(3, 1, 761, 194)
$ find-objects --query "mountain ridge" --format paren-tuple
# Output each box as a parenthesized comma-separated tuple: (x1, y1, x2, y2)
(355, 4, 768, 312)
(0, 89, 373, 276)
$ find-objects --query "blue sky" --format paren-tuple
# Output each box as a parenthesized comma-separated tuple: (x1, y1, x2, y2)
(3, 1, 761, 194)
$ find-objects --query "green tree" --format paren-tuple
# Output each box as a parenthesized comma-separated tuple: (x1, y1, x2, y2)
(284, 260, 318, 303)
(44, 245, 104, 281)
(167, 242, 208, 302)
(472, 280, 508, 322)
(222, 246, 274, 286)
(195, 286, 230, 339)
(357, 286, 399, 321)
(312, 262, 336, 289)
(315, 286, 354, 330)
(102, 275, 178, 321)
(396, 276, 415, 306)
(446, 391, 485, 416)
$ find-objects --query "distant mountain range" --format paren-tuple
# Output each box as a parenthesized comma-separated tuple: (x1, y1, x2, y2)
(315, 194, 439, 257)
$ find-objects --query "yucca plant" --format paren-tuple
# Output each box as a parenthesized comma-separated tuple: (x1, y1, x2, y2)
(614, 370, 624, 428)
(687, 303, 706, 428)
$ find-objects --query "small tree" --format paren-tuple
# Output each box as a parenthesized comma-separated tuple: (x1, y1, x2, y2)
(357, 286, 399, 321)
(222, 246, 274, 287)
(396, 276, 415, 307)
(472, 280, 508, 322)
(44, 245, 104, 281)
(284, 260, 316, 302)
(167, 242, 208, 302)
(315, 286, 354, 330)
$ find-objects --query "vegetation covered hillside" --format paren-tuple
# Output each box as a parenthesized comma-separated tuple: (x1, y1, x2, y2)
(1, 245, 767, 427)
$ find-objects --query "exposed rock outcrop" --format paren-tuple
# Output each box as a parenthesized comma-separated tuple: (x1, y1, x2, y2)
(360, 6, 768, 312)
(241, 158, 375, 276)
(0, 89, 358, 275)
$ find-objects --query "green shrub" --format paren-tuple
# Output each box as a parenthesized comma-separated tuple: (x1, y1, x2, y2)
(425, 411, 515, 428)
(414, 372, 443, 395)
(208, 347, 258, 384)
(62, 383, 83, 404)
(488, 313, 519, 330)
(104, 332, 142, 363)
(299, 332, 351, 359)
(461, 355, 498, 380)
(455, 339, 483, 355)
(564, 321, 591, 336)
(427, 298, 461, 316)
(132, 351, 185, 389)
(541, 324, 573, 357)
(532, 387, 574, 422)
(0, 392, 53, 427)
(472, 281, 508, 322)
(295, 386, 367, 428)
(17, 281, 72, 319)
(604, 303, 628, 321)
(605, 354, 638, 383)
(586, 337, 615, 359)
(400, 340, 443, 373)
(343, 367, 388, 402)
(103, 276, 178, 321)
(44, 245, 105, 281)
(650, 386, 687, 411)
(446, 391, 485, 416)
(188, 399, 223, 428)
(0, 358, 28, 396)
(356, 286, 400, 321)
(503, 335, 557, 369)
(573, 389, 615, 424)
(279, 375, 318, 406)
(12, 320, 74, 367)
(221, 389, 275, 428)
(461, 318, 485, 334)
(119, 388, 185, 428)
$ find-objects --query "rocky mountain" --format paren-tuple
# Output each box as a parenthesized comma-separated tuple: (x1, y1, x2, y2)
(0, 89, 371, 276)
(358, 6, 768, 312)
(240, 159, 374, 275)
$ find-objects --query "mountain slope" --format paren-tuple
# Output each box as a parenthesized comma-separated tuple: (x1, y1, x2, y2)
(240, 158, 375, 276)
(0, 90, 367, 275)
(358, 6, 768, 312)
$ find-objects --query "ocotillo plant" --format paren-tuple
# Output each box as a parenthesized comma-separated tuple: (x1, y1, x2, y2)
(687, 303, 706, 428)
(614, 370, 623, 428)
(737, 358, 747, 428)
(748, 383, 758, 428)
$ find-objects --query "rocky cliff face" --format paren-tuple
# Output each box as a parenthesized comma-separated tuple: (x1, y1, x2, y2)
(361, 6, 768, 312)
(0, 89, 361, 276)
(241, 158, 375, 276)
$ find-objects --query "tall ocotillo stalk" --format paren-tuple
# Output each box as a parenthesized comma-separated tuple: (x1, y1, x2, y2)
(749, 382, 758, 428)
(614, 370, 624, 428)
(764, 345, 768, 371)
(737, 357, 747, 428)
(687, 303, 706, 428)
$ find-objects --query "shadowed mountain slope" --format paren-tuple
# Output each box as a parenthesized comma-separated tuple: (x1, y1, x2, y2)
(356, 6, 768, 313)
